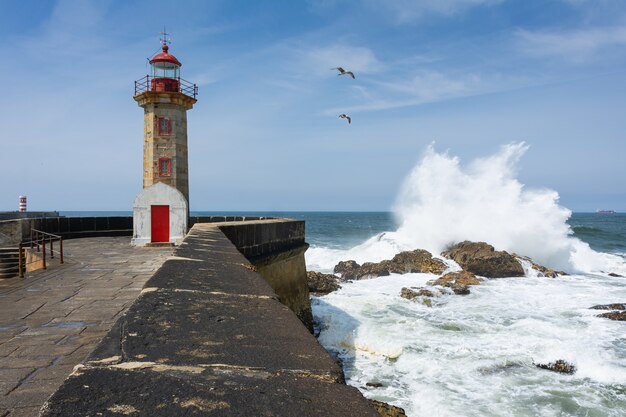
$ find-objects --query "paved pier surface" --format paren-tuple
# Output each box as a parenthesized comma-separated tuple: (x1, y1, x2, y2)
(0, 237, 173, 417)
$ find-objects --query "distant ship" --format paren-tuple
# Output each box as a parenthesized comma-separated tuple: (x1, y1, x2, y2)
(596, 210, 616, 215)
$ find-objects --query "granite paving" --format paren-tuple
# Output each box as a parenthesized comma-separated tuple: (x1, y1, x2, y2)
(0, 237, 172, 417)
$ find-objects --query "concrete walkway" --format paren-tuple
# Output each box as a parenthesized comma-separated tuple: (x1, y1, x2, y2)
(0, 237, 172, 417)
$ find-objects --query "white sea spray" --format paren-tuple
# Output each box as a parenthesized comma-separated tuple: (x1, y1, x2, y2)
(307, 144, 626, 416)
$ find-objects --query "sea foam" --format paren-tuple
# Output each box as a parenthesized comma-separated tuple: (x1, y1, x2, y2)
(308, 143, 626, 275)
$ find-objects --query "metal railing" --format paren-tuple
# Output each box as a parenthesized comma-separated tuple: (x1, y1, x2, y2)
(134, 75, 198, 99)
(18, 229, 64, 278)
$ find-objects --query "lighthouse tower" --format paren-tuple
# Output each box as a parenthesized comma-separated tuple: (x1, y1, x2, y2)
(131, 35, 198, 246)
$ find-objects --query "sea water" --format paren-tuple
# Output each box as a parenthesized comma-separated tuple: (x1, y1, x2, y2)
(306, 144, 626, 417)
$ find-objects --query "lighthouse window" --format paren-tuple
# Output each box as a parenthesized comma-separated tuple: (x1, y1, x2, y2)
(157, 117, 172, 135)
(158, 158, 171, 177)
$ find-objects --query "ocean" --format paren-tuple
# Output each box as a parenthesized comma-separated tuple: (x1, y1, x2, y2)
(303, 145, 626, 417)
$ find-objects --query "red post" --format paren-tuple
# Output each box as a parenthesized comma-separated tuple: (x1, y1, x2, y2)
(42, 238, 46, 270)
(60, 239, 64, 264)
(18, 242, 24, 278)
(50, 237, 54, 259)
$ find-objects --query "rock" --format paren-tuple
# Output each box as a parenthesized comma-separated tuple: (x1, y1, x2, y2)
(515, 255, 567, 277)
(370, 400, 408, 417)
(306, 271, 341, 295)
(336, 249, 447, 280)
(389, 250, 447, 274)
(535, 360, 576, 374)
(400, 287, 420, 300)
(431, 271, 481, 286)
(442, 241, 525, 278)
(334, 260, 361, 279)
(400, 288, 436, 306)
(356, 261, 393, 278)
(598, 311, 626, 321)
(400, 287, 439, 300)
(416, 288, 435, 297)
(609, 272, 624, 277)
(450, 285, 470, 295)
(429, 271, 481, 295)
(365, 382, 384, 388)
(590, 303, 626, 310)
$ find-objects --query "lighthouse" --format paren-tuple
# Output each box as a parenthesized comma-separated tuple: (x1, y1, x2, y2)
(131, 34, 197, 246)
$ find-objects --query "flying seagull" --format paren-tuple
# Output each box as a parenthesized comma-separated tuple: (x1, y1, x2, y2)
(332, 67, 355, 79)
(339, 114, 352, 124)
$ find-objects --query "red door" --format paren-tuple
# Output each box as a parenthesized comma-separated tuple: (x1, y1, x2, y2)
(151, 205, 170, 243)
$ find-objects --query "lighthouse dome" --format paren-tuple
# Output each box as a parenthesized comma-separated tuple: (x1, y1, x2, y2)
(149, 43, 182, 67)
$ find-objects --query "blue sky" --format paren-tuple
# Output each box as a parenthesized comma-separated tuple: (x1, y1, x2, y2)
(1, 0, 625, 212)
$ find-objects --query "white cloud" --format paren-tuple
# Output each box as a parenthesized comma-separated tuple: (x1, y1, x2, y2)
(517, 26, 626, 61)
(366, 0, 503, 23)
(322, 70, 486, 113)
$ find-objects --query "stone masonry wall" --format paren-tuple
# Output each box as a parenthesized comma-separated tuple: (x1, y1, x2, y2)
(40, 224, 380, 417)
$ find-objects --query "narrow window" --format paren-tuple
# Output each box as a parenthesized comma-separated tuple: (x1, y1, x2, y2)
(158, 158, 171, 176)
(156, 117, 172, 135)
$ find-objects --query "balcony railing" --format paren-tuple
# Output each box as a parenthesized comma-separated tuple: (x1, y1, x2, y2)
(134, 75, 198, 99)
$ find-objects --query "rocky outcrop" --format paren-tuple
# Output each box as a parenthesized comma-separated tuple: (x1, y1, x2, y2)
(334, 260, 361, 279)
(590, 303, 626, 310)
(590, 303, 626, 321)
(357, 261, 394, 278)
(535, 360, 576, 374)
(400, 287, 437, 300)
(428, 271, 481, 295)
(389, 250, 447, 275)
(306, 271, 341, 295)
(370, 400, 408, 417)
(441, 241, 525, 278)
(598, 311, 626, 321)
(515, 255, 567, 277)
(608, 272, 624, 277)
(334, 249, 447, 280)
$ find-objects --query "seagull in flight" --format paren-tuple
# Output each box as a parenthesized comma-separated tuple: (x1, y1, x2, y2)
(339, 114, 352, 124)
(332, 67, 355, 79)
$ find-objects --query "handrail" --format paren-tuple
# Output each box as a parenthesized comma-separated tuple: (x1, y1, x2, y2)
(134, 75, 198, 99)
(18, 228, 64, 278)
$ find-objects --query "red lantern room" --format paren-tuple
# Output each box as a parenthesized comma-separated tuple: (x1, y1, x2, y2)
(150, 43, 181, 93)
(134, 34, 198, 99)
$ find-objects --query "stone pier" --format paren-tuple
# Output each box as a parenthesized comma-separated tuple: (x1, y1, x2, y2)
(0, 237, 173, 417)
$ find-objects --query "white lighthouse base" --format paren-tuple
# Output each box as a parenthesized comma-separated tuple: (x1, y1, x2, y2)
(131, 182, 188, 246)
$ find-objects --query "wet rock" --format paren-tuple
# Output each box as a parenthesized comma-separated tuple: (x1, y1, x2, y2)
(336, 249, 447, 280)
(306, 271, 341, 295)
(442, 241, 525, 278)
(609, 272, 624, 277)
(370, 400, 408, 417)
(590, 303, 626, 310)
(334, 260, 361, 280)
(515, 255, 567, 277)
(389, 250, 447, 274)
(450, 285, 470, 295)
(535, 360, 576, 374)
(365, 382, 384, 388)
(400, 287, 439, 300)
(598, 311, 626, 321)
(400, 287, 420, 300)
(400, 288, 436, 306)
(428, 271, 481, 295)
(357, 260, 394, 278)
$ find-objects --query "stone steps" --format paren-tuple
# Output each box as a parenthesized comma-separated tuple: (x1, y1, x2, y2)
(0, 247, 24, 279)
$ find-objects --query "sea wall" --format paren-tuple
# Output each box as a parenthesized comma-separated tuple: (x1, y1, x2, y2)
(0, 215, 274, 246)
(40, 222, 380, 416)
(0, 217, 134, 246)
